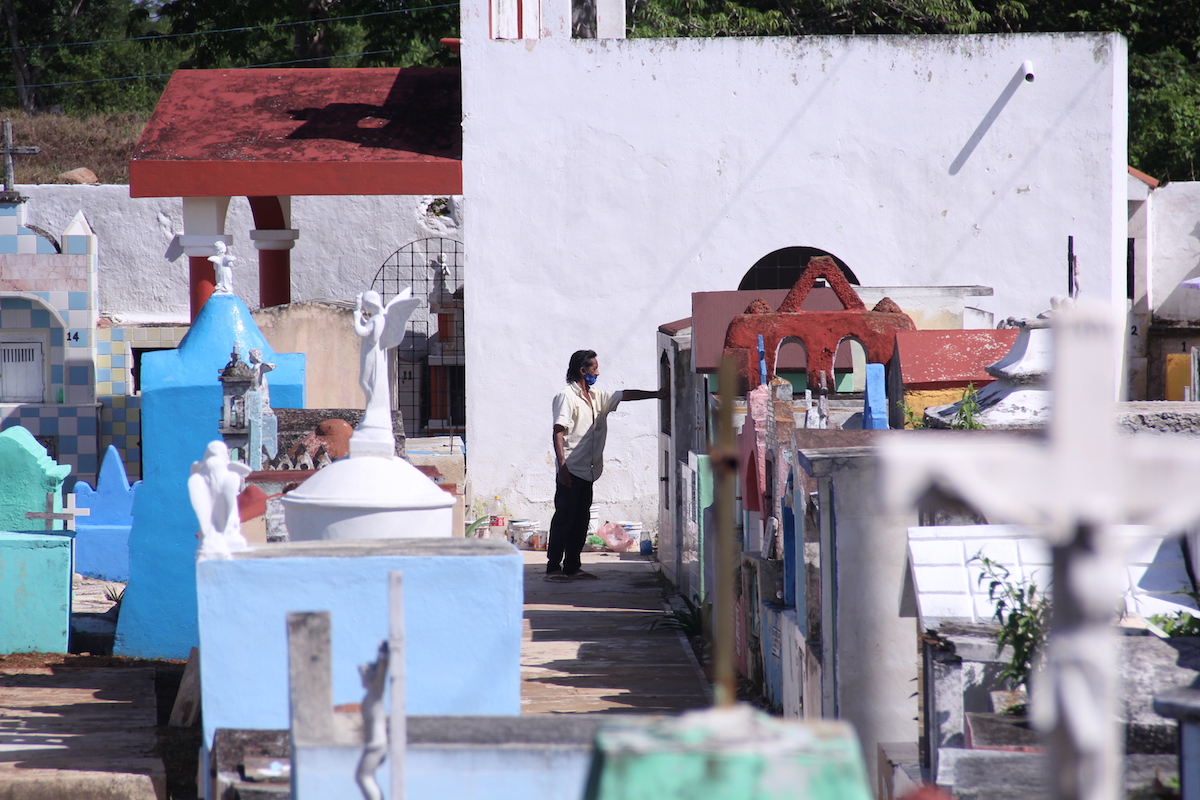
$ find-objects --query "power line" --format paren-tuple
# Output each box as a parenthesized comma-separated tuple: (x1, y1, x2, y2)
(0, 46, 429, 92)
(0, 3, 459, 54)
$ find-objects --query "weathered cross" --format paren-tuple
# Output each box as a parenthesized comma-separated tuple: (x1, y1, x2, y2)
(883, 300, 1200, 800)
(0, 119, 40, 197)
(26, 492, 90, 531)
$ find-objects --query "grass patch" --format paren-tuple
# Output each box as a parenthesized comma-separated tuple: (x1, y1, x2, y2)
(3, 110, 150, 185)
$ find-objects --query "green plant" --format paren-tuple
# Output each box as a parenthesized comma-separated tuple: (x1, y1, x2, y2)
(952, 383, 985, 430)
(104, 583, 125, 613)
(1148, 589, 1200, 637)
(970, 553, 1051, 691)
(899, 400, 927, 430)
(651, 594, 710, 639)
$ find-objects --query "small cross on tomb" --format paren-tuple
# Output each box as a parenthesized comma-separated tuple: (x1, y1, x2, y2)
(0, 119, 40, 200)
(26, 492, 90, 531)
(883, 300, 1200, 800)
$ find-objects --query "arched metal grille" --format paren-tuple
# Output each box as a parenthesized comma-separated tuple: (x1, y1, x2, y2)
(370, 237, 465, 439)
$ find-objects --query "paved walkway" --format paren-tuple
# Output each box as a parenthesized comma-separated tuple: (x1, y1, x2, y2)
(521, 549, 711, 715)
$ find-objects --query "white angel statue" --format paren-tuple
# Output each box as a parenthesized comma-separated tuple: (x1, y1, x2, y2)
(189, 440, 253, 558)
(352, 289, 420, 456)
(209, 241, 236, 294)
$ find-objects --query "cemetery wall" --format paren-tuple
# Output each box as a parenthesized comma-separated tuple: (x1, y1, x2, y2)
(16, 185, 462, 321)
(461, 31, 1128, 530)
(1147, 181, 1200, 322)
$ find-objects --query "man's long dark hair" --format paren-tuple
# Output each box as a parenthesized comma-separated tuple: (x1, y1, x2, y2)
(566, 350, 597, 383)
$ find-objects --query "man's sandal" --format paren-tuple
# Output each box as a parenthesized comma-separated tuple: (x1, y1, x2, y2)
(545, 571, 570, 582)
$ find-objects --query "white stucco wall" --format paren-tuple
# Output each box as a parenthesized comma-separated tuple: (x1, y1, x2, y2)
(17, 185, 463, 322)
(461, 31, 1127, 527)
(1148, 182, 1200, 321)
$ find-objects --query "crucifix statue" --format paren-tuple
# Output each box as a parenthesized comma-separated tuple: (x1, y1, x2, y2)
(0, 119, 40, 202)
(882, 300, 1200, 800)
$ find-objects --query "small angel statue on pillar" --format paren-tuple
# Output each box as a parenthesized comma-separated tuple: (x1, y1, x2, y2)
(209, 241, 236, 295)
(351, 289, 420, 458)
(189, 440, 253, 558)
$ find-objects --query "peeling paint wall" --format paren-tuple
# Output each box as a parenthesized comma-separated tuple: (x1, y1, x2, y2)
(462, 32, 1127, 529)
(17, 185, 463, 321)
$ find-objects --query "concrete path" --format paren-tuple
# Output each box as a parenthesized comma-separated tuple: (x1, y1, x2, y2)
(521, 549, 711, 715)
(0, 665, 164, 799)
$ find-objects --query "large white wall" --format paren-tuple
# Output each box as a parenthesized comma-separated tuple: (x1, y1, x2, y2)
(18, 185, 462, 321)
(461, 31, 1127, 527)
(1148, 182, 1200, 321)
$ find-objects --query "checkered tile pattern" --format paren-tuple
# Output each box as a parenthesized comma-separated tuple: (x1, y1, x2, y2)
(99, 394, 142, 482)
(0, 201, 100, 484)
(0, 406, 100, 483)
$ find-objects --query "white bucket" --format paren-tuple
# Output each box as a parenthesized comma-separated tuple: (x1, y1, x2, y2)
(509, 519, 540, 546)
(588, 504, 600, 534)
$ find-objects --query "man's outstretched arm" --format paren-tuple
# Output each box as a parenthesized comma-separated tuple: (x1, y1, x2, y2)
(621, 388, 666, 401)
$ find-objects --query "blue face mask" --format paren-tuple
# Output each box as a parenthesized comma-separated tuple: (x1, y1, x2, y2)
(584, 373, 598, 387)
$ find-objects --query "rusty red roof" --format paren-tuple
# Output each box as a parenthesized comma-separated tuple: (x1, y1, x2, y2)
(130, 68, 462, 198)
(894, 329, 1019, 388)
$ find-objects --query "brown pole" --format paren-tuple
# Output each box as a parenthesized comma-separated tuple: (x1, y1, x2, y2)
(189, 255, 216, 321)
(711, 356, 738, 707)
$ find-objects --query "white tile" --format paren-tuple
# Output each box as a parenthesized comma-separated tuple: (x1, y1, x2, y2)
(919, 593, 976, 623)
(913, 565, 970, 594)
(909, 539, 964, 566)
(974, 539, 1019, 566)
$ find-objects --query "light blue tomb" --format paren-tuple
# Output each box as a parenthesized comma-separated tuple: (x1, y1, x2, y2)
(74, 445, 140, 581)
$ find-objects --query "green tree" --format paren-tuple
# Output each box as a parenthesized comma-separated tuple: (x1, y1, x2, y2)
(158, 0, 458, 70)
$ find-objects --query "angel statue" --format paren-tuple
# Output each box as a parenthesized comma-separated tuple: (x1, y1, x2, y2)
(188, 440, 253, 558)
(352, 289, 420, 457)
(209, 241, 237, 294)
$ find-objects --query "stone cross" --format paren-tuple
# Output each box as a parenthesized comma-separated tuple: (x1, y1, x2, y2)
(882, 300, 1200, 800)
(26, 492, 90, 531)
(1, 119, 40, 196)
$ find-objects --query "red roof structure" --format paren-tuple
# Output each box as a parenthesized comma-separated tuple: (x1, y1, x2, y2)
(130, 68, 462, 198)
(893, 329, 1019, 390)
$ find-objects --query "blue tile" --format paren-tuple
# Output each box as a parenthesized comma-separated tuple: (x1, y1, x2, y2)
(0, 204, 19, 216)
(111, 354, 125, 368)
(51, 364, 63, 383)
(97, 340, 111, 356)
(0, 235, 18, 254)
(77, 416, 96, 435)
(96, 368, 111, 382)
(30, 291, 48, 301)
(68, 292, 88, 311)
(75, 453, 97, 475)
(68, 366, 89, 385)
(58, 407, 77, 418)
(38, 417, 58, 435)
(50, 328, 63, 347)
(31, 308, 48, 328)
(111, 407, 125, 422)
(112, 382, 126, 394)
(1, 418, 16, 429)
(101, 421, 113, 435)
(127, 448, 140, 461)
(69, 334, 87, 348)
(19, 406, 39, 417)
(58, 435, 77, 454)
(110, 328, 125, 341)
(126, 421, 140, 434)
(1, 297, 31, 310)
(36, 237, 57, 255)
(64, 235, 87, 255)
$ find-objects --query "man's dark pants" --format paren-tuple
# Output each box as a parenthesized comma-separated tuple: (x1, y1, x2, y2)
(547, 474, 593, 575)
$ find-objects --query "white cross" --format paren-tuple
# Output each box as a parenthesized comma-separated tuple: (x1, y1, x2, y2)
(882, 300, 1200, 800)
(26, 492, 91, 531)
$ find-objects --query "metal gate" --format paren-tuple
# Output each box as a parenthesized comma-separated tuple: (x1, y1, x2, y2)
(0, 342, 43, 402)
(370, 237, 465, 438)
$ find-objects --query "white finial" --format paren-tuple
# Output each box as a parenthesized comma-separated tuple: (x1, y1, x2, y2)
(209, 241, 237, 295)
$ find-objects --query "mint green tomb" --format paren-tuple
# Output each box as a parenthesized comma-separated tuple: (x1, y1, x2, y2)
(584, 704, 873, 800)
(0, 532, 73, 652)
(0, 426, 71, 530)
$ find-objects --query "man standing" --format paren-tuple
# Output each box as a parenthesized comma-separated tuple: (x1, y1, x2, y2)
(547, 350, 664, 582)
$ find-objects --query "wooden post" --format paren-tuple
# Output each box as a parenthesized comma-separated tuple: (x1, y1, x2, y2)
(287, 612, 334, 746)
(389, 571, 406, 800)
(711, 357, 738, 707)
